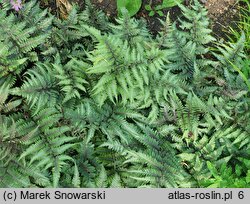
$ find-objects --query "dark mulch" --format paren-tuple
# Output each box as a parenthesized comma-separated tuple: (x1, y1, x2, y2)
(40, 0, 241, 39)
(90, 0, 240, 39)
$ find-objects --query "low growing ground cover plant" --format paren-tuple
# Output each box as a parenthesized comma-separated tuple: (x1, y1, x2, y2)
(229, 0, 250, 92)
(116, 0, 142, 17)
(0, 0, 249, 187)
(145, 0, 183, 16)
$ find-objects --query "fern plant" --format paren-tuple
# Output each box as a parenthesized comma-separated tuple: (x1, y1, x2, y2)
(200, 161, 250, 188)
(0, 0, 249, 188)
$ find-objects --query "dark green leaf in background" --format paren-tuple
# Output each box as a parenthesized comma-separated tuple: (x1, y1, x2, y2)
(117, 0, 142, 16)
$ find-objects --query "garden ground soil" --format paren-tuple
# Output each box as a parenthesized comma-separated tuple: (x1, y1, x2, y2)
(90, 0, 239, 39)
(53, 0, 240, 39)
